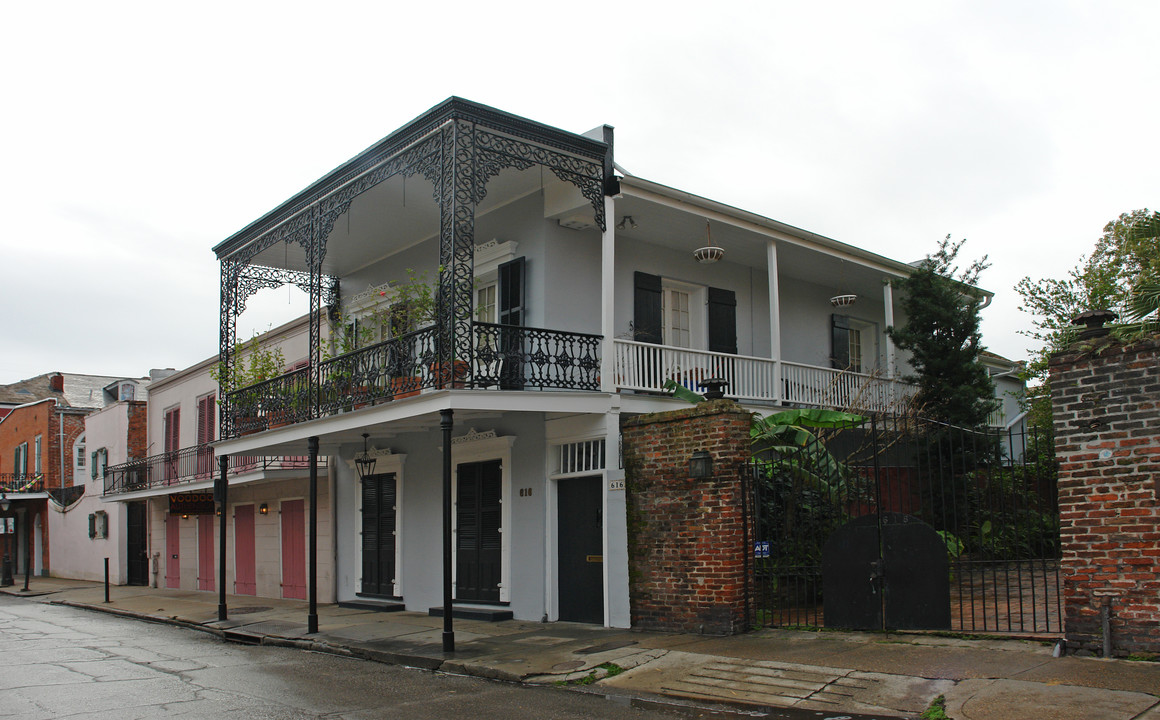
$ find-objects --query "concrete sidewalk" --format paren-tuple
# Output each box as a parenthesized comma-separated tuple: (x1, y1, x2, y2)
(4, 578, 1158, 720)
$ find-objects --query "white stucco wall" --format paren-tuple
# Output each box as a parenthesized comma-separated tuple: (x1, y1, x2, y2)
(48, 403, 132, 582)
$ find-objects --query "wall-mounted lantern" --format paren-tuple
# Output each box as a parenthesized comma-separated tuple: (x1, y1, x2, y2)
(689, 450, 714, 479)
(259, 503, 269, 515)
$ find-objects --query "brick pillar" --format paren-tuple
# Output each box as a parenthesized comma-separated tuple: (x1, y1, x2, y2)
(1050, 335, 1160, 656)
(622, 399, 752, 635)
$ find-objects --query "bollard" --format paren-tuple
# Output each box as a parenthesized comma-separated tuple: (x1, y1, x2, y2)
(104, 558, 110, 603)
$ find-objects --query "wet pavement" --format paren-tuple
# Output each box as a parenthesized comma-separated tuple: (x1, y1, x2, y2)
(4, 578, 1159, 719)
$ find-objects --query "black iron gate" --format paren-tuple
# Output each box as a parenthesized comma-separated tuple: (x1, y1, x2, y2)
(745, 413, 1062, 635)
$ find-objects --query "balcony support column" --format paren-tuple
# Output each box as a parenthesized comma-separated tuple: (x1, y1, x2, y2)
(216, 455, 228, 622)
(308, 436, 319, 634)
(440, 409, 455, 653)
(600, 195, 616, 393)
(437, 121, 476, 380)
(767, 240, 782, 404)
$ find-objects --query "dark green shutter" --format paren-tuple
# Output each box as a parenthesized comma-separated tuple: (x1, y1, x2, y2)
(498, 257, 525, 326)
(707, 287, 737, 354)
(831, 314, 851, 369)
(633, 272, 662, 344)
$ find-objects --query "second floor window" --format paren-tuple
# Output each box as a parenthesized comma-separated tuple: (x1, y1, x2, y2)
(14, 442, 28, 476)
(34, 435, 42, 474)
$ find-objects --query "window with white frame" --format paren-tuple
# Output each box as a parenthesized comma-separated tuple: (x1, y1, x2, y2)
(34, 435, 42, 474)
(476, 283, 497, 323)
(75, 435, 86, 472)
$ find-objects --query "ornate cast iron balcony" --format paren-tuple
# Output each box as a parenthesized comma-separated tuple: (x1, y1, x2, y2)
(103, 445, 310, 495)
(222, 323, 602, 438)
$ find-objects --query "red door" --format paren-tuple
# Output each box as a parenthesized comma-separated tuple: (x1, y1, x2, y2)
(234, 505, 256, 596)
(197, 514, 215, 592)
(281, 499, 306, 599)
(165, 515, 181, 589)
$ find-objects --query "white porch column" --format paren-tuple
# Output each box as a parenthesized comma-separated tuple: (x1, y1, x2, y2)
(767, 240, 782, 403)
(603, 402, 630, 628)
(600, 195, 616, 393)
(883, 279, 896, 378)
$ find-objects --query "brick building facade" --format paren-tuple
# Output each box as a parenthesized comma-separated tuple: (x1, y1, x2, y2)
(1050, 333, 1160, 656)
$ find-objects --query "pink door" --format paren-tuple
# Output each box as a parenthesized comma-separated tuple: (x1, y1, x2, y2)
(234, 505, 256, 596)
(281, 499, 306, 600)
(197, 514, 215, 592)
(165, 515, 181, 589)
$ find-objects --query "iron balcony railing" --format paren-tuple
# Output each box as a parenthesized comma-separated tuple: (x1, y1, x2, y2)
(103, 445, 316, 496)
(223, 323, 602, 438)
(0, 473, 46, 494)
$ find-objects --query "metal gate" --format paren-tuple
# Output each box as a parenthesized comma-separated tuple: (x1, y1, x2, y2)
(745, 413, 1062, 635)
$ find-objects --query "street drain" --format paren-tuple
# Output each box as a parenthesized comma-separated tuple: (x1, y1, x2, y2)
(552, 660, 586, 671)
(230, 606, 272, 615)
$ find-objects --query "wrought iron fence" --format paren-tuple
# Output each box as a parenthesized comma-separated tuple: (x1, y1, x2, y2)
(0, 473, 45, 494)
(103, 446, 305, 495)
(746, 414, 1061, 635)
(227, 365, 312, 437)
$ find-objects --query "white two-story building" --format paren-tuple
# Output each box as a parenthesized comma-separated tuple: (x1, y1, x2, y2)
(110, 98, 999, 629)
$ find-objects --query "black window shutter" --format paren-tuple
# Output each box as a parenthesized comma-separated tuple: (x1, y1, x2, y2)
(707, 287, 737, 354)
(633, 272, 663, 344)
(498, 257, 525, 326)
(831, 314, 851, 369)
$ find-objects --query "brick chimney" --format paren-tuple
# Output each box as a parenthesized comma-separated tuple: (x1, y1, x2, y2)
(50, 373, 64, 392)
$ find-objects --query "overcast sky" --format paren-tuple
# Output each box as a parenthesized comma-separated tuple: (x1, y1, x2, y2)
(2, 1, 1157, 383)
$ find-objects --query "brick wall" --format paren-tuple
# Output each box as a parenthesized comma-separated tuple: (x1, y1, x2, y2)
(1050, 334, 1160, 656)
(127, 401, 148, 461)
(622, 400, 753, 635)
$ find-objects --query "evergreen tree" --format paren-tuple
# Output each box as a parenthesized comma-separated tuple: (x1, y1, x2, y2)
(888, 236, 997, 428)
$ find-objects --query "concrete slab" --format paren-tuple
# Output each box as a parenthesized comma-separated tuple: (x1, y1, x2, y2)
(944, 678, 1159, 720)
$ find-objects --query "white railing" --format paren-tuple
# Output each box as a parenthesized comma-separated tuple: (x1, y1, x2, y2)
(613, 340, 917, 413)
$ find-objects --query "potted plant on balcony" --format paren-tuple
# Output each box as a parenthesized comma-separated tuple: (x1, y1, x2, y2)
(379, 269, 446, 394)
(211, 334, 286, 434)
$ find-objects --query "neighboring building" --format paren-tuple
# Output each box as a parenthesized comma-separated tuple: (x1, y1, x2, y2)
(0, 372, 148, 580)
(110, 98, 1000, 626)
(101, 320, 334, 600)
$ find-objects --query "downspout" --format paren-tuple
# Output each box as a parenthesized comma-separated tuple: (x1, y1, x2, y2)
(58, 403, 65, 492)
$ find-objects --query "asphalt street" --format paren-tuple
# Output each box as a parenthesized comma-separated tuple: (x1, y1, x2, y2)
(0, 596, 897, 720)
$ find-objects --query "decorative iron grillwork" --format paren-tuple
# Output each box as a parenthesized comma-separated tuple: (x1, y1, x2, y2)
(103, 446, 306, 496)
(0, 473, 45, 494)
(473, 323, 601, 391)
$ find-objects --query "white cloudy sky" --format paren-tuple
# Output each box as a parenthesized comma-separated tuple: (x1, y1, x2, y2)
(2, 1, 1156, 383)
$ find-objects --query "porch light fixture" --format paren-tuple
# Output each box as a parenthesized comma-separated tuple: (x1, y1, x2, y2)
(830, 294, 857, 308)
(616, 215, 638, 230)
(693, 221, 724, 264)
(181, 514, 189, 520)
(355, 433, 376, 480)
(689, 450, 714, 480)
(0, 493, 8, 512)
(259, 503, 269, 515)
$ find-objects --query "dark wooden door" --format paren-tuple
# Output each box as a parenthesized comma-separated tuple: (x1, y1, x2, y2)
(456, 460, 502, 602)
(281, 500, 306, 600)
(126, 502, 148, 586)
(361, 473, 397, 597)
(557, 476, 604, 624)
